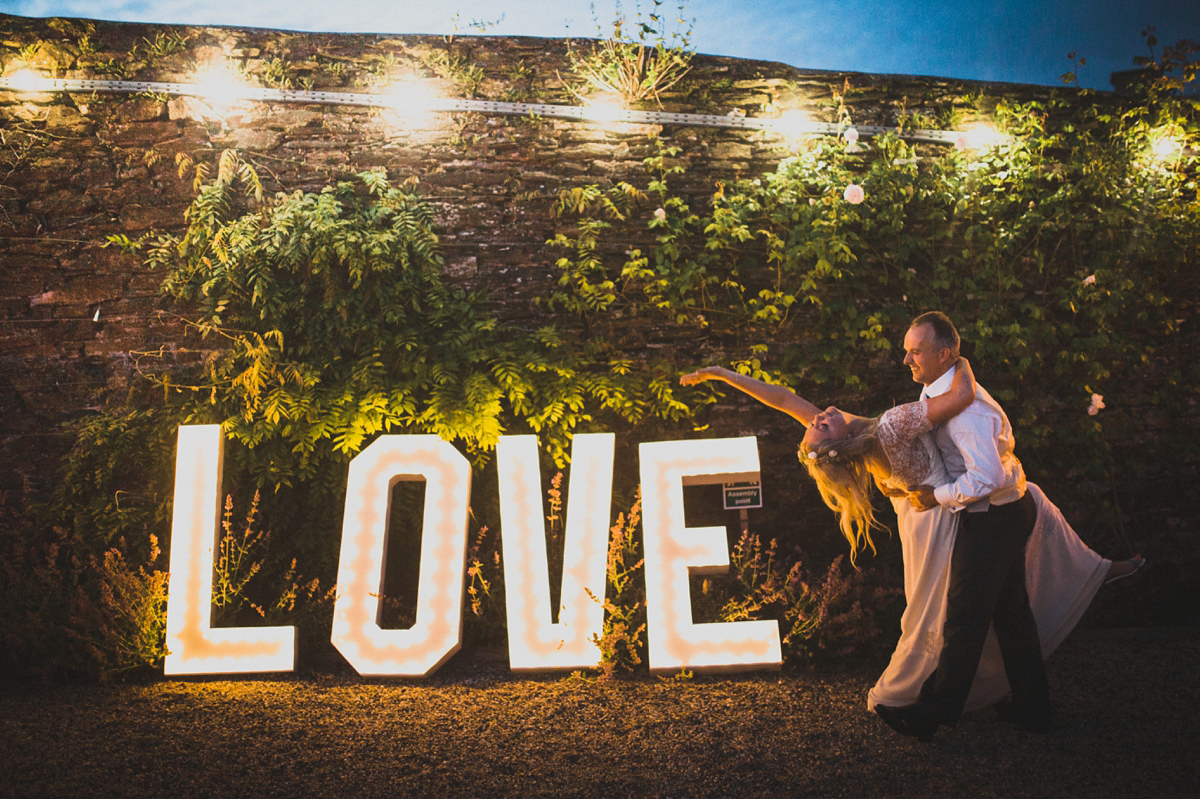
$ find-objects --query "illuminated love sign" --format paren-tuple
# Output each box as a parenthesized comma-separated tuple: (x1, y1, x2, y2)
(164, 426, 781, 677)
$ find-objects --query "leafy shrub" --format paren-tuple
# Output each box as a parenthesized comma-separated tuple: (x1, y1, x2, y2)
(0, 520, 168, 681)
(566, 0, 694, 105)
(693, 532, 903, 666)
(45, 407, 180, 551)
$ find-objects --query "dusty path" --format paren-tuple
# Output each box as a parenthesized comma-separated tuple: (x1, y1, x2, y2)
(2, 629, 1197, 798)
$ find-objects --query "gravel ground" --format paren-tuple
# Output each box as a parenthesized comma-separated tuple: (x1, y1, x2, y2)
(2, 628, 1197, 799)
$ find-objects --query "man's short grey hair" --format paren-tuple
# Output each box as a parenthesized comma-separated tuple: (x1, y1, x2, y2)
(910, 311, 960, 355)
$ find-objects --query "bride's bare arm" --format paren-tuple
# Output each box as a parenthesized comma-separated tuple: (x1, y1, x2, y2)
(924, 357, 977, 426)
(680, 366, 820, 425)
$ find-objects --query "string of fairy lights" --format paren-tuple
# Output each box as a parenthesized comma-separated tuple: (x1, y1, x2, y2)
(0, 70, 1009, 148)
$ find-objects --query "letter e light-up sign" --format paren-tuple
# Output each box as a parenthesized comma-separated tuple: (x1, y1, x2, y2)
(639, 437, 782, 674)
(498, 433, 614, 671)
(164, 425, 295, 675)
(331, 435, 471, 677)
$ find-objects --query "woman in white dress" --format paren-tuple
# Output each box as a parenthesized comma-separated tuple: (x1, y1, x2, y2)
(679, 360, 1142, 712)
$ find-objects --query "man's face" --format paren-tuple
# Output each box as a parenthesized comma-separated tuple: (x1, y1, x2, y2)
(903, 324, 954, 386)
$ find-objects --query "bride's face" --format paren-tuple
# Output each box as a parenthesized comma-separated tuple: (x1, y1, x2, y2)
(803, 406, 849, 449)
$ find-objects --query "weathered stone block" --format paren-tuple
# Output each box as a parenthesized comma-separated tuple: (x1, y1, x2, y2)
(261, 107, 323, 132)
(442, 255, 478, 279)
(101, 120, 186, 147)
(119, 203, 187, 232)
(42, 104, 94, 134)
(109, 97, 168, 123)
(26, 189, 98, 216)
(216, 127, 283, 151)
(30, 274, 125, 308)
(709, 141, 754, 160)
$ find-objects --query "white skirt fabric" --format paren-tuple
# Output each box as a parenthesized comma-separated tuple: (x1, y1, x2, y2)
(867, 483, 1109, 712)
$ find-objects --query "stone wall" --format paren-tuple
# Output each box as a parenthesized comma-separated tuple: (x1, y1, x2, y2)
(0, 13, 1069, 504)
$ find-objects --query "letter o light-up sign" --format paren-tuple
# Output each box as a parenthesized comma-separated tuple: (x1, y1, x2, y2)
(331, 435, 472, 678)
(639, 437, 782, 674)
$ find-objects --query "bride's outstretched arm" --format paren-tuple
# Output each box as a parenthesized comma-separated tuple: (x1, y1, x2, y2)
(924, 357, 977, 426)
(680, 366, 820, 426)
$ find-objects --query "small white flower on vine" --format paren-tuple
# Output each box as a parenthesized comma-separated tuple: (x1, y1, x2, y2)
(1082, 274, 1096, 286)
(843, 184, 865, 204)
(654, 207, 666, 222)
(843, 127, 859, 143)
(1087, 393, 1105, 416)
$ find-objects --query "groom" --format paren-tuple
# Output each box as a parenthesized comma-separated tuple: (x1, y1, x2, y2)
(874, 311, 1051, 740)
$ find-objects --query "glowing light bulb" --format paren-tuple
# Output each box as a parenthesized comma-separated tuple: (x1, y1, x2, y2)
(379, 76, 440, 129)
(772, 109, 815, 139)
(4, 69, 54, 92)
(583, 93, 627, 126)
(192, 60, 250, 113)
(956, 124, 1008, 151)
(1150, 135, 1183, 164)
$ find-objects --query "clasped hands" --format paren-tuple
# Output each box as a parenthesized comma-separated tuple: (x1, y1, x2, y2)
(879, 481, 939, 511)
(906, 484, 939, 511)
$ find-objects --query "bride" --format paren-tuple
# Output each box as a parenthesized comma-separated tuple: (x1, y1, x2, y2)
(679, 359, 1142, 712)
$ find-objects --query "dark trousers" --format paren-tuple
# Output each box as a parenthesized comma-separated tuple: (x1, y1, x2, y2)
(917, 491, 1049, 724)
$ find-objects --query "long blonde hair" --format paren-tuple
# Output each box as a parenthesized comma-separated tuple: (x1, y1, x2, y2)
(799, 418, 886, 564)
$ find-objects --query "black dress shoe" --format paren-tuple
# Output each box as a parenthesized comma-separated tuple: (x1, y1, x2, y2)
(874, 703, 940, 742)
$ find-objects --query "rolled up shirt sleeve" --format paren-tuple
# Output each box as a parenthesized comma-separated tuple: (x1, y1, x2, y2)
(932, 409, 1008, 511)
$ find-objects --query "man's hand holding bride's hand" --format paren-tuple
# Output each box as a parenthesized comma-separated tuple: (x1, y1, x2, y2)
(907, 485, 939, 511)
(680, 366, 724, 387)
(875, 476, 907, 498)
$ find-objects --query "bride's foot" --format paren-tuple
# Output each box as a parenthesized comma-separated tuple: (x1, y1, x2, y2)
(1103, 555, 1146, 586)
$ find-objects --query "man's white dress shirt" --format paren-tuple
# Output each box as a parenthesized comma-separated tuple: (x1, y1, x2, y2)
(921, 365, 1026, 513)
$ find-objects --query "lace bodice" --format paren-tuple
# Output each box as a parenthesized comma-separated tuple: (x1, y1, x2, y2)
(876, 402, 941, 491)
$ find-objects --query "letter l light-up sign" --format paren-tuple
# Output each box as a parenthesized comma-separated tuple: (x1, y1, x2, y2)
(164, 425, 295, 675)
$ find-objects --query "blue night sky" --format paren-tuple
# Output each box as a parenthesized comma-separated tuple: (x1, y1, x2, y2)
(1, 0, 1197, 91)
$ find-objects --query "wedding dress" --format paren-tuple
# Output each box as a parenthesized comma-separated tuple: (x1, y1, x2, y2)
(866, 401, 1110, 711)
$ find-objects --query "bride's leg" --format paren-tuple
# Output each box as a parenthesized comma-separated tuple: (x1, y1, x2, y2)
(1103, 555, 1146, 585)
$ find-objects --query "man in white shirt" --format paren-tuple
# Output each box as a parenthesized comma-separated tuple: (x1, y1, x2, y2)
(875, 312, 1050, 741)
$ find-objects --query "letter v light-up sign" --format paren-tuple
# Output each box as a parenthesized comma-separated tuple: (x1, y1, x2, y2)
(639, 437, 782, 674)
(498, 433, 613, 671)
(331, 435, 472, 677)
(164, 425, 295, 675)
